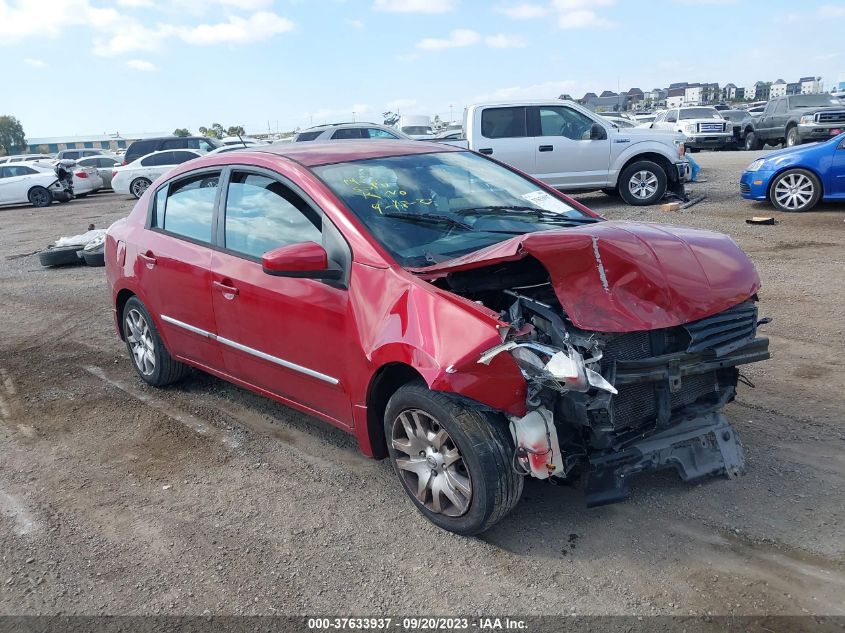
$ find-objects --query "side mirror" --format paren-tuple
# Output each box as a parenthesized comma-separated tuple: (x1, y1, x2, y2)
(262, 242, 342, 280)
(590, 122, 607, 140)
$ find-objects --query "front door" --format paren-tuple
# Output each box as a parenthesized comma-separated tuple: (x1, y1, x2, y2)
(209, 169, 353, 425)
(0, 166, 36, 204)
(531, 105, 611, 188)
(830, 137, 845, 196)
(137, 170, 223, 370)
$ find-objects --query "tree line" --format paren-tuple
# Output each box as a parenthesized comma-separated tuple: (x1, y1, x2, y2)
(173, 124, 245, 139)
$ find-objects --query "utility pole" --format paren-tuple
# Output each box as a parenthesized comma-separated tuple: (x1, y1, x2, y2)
(449, 104, 453, 123)
(352, 111, 356, 122)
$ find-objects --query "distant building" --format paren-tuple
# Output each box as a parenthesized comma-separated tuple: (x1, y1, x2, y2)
(580, 92, 598, 107)
(722, 83, 738, 101)
(24, 132, 169, 155)
(668, 82, 689, 90)
(748, 81, 771, 101)
(559, 93, 575, 101)
(684, 84, 702, 104)
(786, 82, 801, 95)
(770, 79, 787, 98)
(800, 76, 822, 94)
(593, 92, 629, 112)
(647, 88, 667, 107)
(734, 86, 745, 100)
(626, 88, 644, 108)
(701, 82, 720, 103)
(666, 87, 685, 108)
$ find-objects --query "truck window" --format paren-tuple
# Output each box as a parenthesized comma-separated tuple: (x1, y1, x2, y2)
(665, 110, 678, 123)
(774, 100, 787, 114)
(480, 107, 527, 139)
(538, 106, 594, 140)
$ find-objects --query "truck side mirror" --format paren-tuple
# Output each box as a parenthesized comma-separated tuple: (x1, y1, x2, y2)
(590, 123, 607, 141)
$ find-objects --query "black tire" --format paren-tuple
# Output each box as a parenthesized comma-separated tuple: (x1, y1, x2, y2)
(745, 132, 762, 151)
(768, 169, 822, 213)
(601, 187, 619, 197)
(384, 384, 523, 535)
(786, 127, 800, 147)
(38, 245, 84, 267)
(122, 297, 191, 386)
(618, 160, 668, 206)
(82, 250, 105, 267)
(130, 177, 151, 199)
(28, 186, 53, 208)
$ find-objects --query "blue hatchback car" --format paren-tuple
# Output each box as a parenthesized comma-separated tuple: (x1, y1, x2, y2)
(740, 132, 845, 212)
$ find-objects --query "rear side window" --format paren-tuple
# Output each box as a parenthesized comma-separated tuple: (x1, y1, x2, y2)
(331, 128, 363, 140)
(223, 171, 321, 259)
(5, 165, 37, 176)
(296, 131, 323, 142)
(161, 138, 186, 150)
(480, 107, 527, 139)
(172, 151, 198, 164)
(141, 152, 171, 166)
(366, 128, 398, 139)
(155, 172, 220, 243)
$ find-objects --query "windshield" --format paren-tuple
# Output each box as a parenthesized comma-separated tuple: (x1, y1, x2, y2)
(789, 94, 840, 108)
(680, 108, 722, 120)
(401, 126, 433, 136)
(314, 151, 595, 267)
(721, 111, 747, 122)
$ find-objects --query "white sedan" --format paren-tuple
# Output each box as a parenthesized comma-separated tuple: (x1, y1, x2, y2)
(112, 149, 202, 198)
(0, 163, 73, 207)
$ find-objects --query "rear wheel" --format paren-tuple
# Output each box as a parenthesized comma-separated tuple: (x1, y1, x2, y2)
(130, 177, 152, 199)
(618, 160, 667, 206)
(384, 384, 523, 535)
(28, 186, 52, 208)
(769, 169, 821, 212)
(122, 297, 190, 386)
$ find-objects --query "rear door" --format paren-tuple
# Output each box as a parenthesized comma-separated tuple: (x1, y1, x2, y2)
(138, 170, 223, 369)
(530, 104, 610, 188)
(209, 168, 353, 424)
(473, 106, 535, 174)
(756, 100, 777, 140)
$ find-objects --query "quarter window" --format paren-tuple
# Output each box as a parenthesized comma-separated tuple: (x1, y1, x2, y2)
(366, 128, 398, 139)
(223, 171, 321, 259)
(480, 107, 527, 139)
(155, 172, 220, 243)
(296, 131, 323, 142)
(332, 128, 363, 140)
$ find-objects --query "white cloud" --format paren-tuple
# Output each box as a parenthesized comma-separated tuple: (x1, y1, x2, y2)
(348, 18, 365, 28)
(494, 3, 549, 18)
(485, 33, 528, 48)
(557, 8, 614, 28)
(416, 28, 481, 50)
(126, 59, 158, 71)
(171, 12, 294, 45)
(373, 0, 458, 13)
(24, 57, 46, 68)
(818, 4, 845, 18)
(91, 21, 169, 56)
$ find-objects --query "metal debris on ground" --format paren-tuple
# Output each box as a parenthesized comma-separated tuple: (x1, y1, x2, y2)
(682, 195, 707, 210)
(745, 217, 777, 225)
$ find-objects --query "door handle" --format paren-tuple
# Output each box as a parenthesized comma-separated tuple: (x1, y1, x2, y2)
(539, 145, 554, 152)
(213, 280, 239, 298)
(139, 252, 156, 268)
(478, 148, 493, 155)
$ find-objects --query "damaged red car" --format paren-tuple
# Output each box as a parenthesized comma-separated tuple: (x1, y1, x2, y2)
(105, 141, 770, 535)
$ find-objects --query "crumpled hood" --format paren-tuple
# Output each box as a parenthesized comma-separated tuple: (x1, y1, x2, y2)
(416, 221, 761, 333)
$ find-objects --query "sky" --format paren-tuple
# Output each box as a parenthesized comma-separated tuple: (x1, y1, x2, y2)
(2, 0, 845, 138)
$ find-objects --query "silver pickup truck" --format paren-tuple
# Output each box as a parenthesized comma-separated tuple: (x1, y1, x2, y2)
(444, 100, 688, 206)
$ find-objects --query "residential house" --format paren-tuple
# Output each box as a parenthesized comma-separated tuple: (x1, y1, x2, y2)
(700, 82, 720, 104)
(666, 87, 685, 109)
(748, 81, 771, 101)
(684, 84, 702, 105)
(626, 88, 644, 109)
(559, 93, 575, 101)
(722, 83, 737, 101)
(734, 86, 746, 100)
(593, 91, 629, 112)
(786, 82, 801, 96)
(580, 92, 598, 107)
(770, 79, 787, 98)
(800, 76, 822, 94)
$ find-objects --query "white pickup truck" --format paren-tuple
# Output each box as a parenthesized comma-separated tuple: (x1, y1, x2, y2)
(445, 100, 688, 205)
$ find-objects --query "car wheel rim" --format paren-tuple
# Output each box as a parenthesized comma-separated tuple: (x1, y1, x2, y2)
(32, 191, 47, 206)
(774, 173, 813, 210)
(628, 170, 659, 199)
(391, 408, 472, 517)
(125, 308, 156, 376)
(132, 180, 149, 197)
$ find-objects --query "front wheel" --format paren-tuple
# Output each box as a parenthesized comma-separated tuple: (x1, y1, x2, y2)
(384, 384, 523, 535)
(122, 297, 191, 386)
(130, 177, 152, 199)
(786, 127, 800, 147)
(618, 160, 668, 206)
(745, 132, 762, 151)
(769, 169, 821, 212)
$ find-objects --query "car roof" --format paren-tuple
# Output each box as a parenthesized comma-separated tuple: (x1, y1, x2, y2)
(131, 148, 201, 163)
(209, 140, 462, 168)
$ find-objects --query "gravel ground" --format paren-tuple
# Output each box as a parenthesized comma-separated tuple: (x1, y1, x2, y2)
(0, 150, 843, 617)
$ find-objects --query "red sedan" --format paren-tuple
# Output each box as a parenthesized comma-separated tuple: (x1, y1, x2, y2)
(106, 141, 769, 534)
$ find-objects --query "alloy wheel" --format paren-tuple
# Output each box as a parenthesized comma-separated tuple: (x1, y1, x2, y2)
(125, 308, 156, 376)
(30, 189, 50, 206)
(131, 179, 150, 198)
(628, 170, 659, 200)
(773, 173, 814, 211)
(391, 409, 472, 517)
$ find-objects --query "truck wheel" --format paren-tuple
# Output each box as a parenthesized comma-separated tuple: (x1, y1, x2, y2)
(769, 169, 821, 212)
(28, 186, 53, 208)
(786, 127, 800, 147)
(618, 161, 667, 206)
(384, 383, 523, 535)
(745, 132, 762, 151)
(122, 297, 191, 386)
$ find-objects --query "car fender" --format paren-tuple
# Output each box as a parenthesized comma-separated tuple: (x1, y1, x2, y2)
(610, 140, 682, 183)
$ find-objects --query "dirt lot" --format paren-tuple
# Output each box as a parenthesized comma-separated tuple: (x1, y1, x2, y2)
(1, 150, 843, 617)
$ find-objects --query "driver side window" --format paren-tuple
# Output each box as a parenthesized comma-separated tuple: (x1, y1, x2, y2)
(538, 106, 594, 140)
(665, 110, 678, 123)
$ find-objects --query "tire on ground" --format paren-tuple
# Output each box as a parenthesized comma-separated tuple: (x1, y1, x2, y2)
(122, 296, 191, 387)
(82, 250, 105, 267)
(38, 245, 84, 267)
(384, 383, 523, 535)
(768, 168, 822, 213)
(28, 186, 53, 208)
(618, 160, 668, 206)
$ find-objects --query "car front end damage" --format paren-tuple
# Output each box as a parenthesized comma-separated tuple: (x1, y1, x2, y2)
(422, 222, 771, 506)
